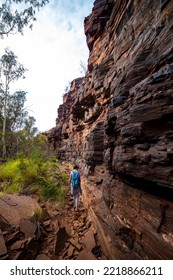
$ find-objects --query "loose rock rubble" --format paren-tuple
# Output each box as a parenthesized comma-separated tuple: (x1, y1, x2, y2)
(37, 191, 106, 260)
(0, 192, 106, 260)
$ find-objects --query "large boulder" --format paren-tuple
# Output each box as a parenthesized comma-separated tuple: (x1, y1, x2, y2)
(0, 194, 41, 229)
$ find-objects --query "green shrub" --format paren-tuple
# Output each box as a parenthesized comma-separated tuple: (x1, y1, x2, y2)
(0, 156, 68, 202)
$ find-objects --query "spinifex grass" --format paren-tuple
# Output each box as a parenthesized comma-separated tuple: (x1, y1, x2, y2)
(0, 156, 68, 202)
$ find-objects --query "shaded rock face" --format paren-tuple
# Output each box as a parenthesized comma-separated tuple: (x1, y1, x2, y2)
(49, 0, 173, 259)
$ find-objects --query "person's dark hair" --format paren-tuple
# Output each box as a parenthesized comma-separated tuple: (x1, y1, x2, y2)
(73, 165, 78, 170)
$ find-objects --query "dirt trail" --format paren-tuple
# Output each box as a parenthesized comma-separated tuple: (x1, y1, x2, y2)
(37, 189, 105, 260)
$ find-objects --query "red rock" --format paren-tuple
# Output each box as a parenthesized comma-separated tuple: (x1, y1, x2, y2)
(0, 194, 41, 227)
(54, 227, 70, 255)
(69, 238, 82, 251)
(0, 230, 8, 259)
(81, 229, 96, 252)
(76, 250, 97, 260)
(11, 240, 25, 251)
(19, 219, 37, 239)
(12, 251, 24, 260)
(67, 245, 75, 258)
(35, 254, 50, 260)
(45, 0, 173, 260)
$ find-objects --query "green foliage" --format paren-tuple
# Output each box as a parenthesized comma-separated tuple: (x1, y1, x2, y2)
(0, 156, 68, 202)
(6, 90, 28, 131)
(16, 133, 51, 161)
(0, 0, 49, 37)
(31, 206, 43, 223)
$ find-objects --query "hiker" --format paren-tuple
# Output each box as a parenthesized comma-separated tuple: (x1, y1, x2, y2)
(70, 165, 82, 210)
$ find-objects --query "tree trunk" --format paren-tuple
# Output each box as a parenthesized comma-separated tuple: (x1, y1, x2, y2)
(2, 83, 8, 159)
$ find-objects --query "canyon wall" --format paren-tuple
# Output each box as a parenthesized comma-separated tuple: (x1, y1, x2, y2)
(48, 0, 173, 259)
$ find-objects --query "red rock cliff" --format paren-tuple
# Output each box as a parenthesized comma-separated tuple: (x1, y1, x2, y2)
(48, 0, 173, 259)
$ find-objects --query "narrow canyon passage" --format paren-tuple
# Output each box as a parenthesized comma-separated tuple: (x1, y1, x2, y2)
(37, 186, 106, 260)
(0, 166, 106, 260)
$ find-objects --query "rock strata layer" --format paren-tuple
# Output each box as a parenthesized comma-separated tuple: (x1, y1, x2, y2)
(47, 0, 173, 259)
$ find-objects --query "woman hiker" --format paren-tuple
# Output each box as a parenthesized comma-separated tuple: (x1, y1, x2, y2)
(70, 165, 82, 211)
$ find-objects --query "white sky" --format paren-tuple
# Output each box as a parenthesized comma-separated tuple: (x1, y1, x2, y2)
(0, 0, 93, 132)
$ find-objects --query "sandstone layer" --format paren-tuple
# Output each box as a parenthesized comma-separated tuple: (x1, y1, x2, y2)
(48, 0, 173, 259)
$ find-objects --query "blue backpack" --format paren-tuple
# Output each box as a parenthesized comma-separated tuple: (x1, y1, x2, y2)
(71, 170, 80, 188)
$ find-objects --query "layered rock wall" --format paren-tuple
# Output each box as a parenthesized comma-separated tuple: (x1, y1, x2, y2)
(48, 0, 173, 259)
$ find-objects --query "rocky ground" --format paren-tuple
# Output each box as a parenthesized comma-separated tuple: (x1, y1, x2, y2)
(0, 189, 106, 260)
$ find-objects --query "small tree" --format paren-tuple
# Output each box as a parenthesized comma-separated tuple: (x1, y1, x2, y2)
(6, 90, 27, 129)
(0, 48, 26, 158)
(0, 0, 49, 37)
(15, 115, 38, 156)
